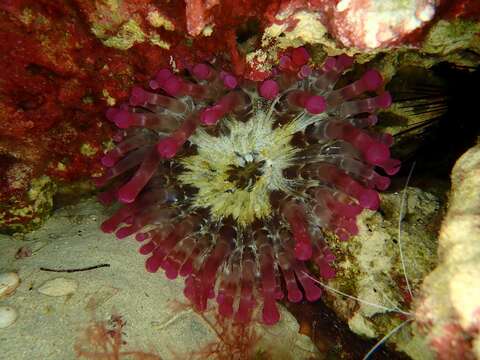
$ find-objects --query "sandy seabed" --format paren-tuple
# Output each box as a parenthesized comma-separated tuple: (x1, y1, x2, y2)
(0, 198, 318, 360)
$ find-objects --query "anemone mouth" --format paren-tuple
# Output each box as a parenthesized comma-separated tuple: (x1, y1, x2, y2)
(178, 101, 299, 227)
(97, 48, 399, 325)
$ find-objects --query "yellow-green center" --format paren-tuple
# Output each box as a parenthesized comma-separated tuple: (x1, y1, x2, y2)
(178, 108, 302, 226)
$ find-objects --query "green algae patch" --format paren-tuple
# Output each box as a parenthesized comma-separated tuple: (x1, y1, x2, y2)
(80, 143, 99, 157)
(92, 17, 172, 51)
(0, 176, 57, 234)
(95, 19, 146, 50)
(423, 19, 480, 56)
(146, 10, 175, 31)
(89, 3, 173, 51)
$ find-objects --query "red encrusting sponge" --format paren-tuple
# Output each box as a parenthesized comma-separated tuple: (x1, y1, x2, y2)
(96, 47, 399, 325)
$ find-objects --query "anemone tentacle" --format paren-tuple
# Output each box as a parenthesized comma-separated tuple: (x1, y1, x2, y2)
(97, 48, 399, 325)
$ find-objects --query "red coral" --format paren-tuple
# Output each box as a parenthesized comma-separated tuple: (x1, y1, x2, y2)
(0, 2, 116, 180)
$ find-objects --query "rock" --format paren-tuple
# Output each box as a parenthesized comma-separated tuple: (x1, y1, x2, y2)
(37, 278, 78, 297)
(323, 187, 440, 359)
(0, 272, 20, 299)
(0, 306, 18, 328)
(416, 144, 480, 360)
(0, 175, 57, 234)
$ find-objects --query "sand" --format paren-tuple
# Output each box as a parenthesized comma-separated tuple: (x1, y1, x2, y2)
(0, 198, 318, 359)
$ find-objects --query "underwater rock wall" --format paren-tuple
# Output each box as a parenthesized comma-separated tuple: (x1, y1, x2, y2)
(324, 187, 440, 359)
(416, 144, 480, 360)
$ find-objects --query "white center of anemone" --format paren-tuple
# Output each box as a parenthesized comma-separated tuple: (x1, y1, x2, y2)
(179, 107, 301, 226)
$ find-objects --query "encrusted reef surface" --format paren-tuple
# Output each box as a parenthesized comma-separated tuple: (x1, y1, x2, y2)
(322, 187, 440, 359)
(320, 142, 480, 360)
(416, 144, 480, 360)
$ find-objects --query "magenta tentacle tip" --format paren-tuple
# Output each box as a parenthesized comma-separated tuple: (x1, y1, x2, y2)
(291, 47, 310, 66)
(305, 95, 326, 114)
(223, 74, 238, 89)
(192, 63, 211, 80)
(377, 91, 392, 108)
(157, 137, 179, 159)
(259, 79, 279, 100)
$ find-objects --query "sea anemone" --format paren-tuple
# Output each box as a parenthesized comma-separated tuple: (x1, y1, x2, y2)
(96, 47, 399, 325)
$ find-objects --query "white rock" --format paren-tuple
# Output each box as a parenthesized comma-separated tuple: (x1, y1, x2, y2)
(0, 272, 20, 299)
(37, 278, 78, 297)
(0, 306, 18, 328)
